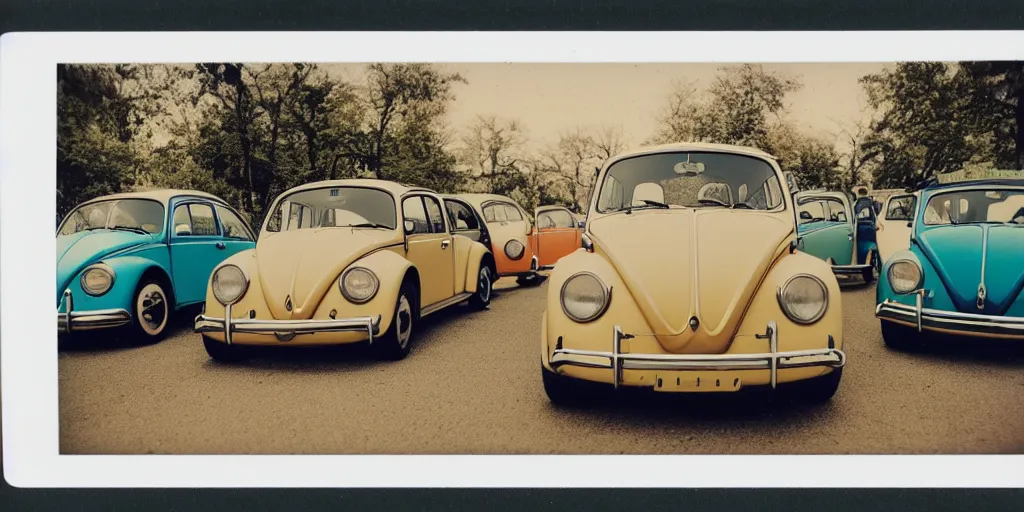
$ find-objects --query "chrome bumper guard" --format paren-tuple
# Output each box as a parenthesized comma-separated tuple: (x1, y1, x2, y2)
(830, 263, 871, 275)
(549, 321, 846, 389)
(57, 289, 132, 333)
(876, 298, 1024, 337)
(193, 304, 382, 345)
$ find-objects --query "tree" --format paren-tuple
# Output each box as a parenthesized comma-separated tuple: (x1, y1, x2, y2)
(460, 115, 527, 193)
(957, 61, 1024, 170)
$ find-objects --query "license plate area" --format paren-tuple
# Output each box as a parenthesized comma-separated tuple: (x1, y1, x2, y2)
(653, 371, 743, 393)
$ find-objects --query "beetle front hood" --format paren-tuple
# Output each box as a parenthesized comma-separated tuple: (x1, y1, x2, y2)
(255, 228, 401, 319)
(917, 224, 1024, 315)
(56, 230, 156, 301)
(587, 209, 793, 353)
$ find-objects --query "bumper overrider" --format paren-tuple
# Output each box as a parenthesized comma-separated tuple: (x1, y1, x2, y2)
(56, 289, 132, 333)
(876, 297, 1024, 338)
(549, 321, 846, 389)
(194, 303, 382, 344)
(830, 263, 872, 276)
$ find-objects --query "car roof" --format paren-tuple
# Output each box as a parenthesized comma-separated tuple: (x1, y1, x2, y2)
(606, 142, 777, 166)
(79, 189, 226, 206)
(923, 178, 1024, 192)
(452, 193, 521, 209)
(278, 179, 419, 197)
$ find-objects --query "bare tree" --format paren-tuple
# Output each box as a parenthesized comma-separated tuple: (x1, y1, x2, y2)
(460, 114, 527, 192)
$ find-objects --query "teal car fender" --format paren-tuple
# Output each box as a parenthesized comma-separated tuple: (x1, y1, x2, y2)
(876, 248, 958, 312)
(58, 245, 173, 314)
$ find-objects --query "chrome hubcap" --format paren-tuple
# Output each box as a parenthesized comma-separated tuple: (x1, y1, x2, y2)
(137, 283, 168, 336)
(478, 267, 491, 302)
(396, 295, 412, 348)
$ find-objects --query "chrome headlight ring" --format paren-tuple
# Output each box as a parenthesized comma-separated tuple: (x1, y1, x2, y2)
(339, 267, 380, 304)
(212, 264, 249, 306)
(560, 271, 612, 323)
(888, 258, 923, 295)
(80, 263, 116, 297)
(776, 273, 829, 325)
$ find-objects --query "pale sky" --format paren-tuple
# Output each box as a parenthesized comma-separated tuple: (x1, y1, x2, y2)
(324, 62, 890, 152)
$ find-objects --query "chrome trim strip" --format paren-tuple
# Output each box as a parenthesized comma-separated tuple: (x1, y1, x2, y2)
(551, 321, 846, 390)
(195, 311, 382, 344)
(420, 292, 473, 317)
(876, 300, 1024, 337)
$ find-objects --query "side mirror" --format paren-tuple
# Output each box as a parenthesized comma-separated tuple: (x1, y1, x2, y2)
(784, 172, 800, 194)
(174, 224, 191, 236)
(403, 220, 416, 235)
(906, 221, 913, 228)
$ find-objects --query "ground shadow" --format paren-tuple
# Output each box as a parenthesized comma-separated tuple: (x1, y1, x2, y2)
(888, 333, 1024, 366)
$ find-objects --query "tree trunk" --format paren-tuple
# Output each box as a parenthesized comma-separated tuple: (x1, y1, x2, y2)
(1015, 88, 1024, 170)
(234, 81, 256, 216)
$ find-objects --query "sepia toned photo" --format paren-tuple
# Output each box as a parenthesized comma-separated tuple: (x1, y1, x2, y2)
(51, 58, 1024, 458)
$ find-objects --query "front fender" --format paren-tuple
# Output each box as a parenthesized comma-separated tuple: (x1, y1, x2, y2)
(462, 241, 493, 294)
(60, 252, 172, 313)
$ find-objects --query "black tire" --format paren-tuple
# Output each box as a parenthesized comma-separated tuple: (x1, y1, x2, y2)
(788, 367, 843, 404)
(516, 273, 545, 287)
(203, 335, 248, 363)
(541, 365, 595, 406)
(468, 263, 494, 310)
(881, 320, 920, 351)
(131, 278, 172, 344)
(372, 282, 416, 361)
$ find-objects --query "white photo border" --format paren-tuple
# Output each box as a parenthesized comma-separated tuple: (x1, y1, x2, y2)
(2, 31, 1024, 488)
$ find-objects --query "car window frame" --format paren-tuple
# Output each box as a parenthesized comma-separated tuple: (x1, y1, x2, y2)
(170, 199, 223, 240)
(444, 198, 481, 233)
(214, 202, 257, 241)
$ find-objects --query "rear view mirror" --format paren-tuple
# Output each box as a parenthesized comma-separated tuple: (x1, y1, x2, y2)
(174, 224, 191, 236)
(673, 161, 705, 176)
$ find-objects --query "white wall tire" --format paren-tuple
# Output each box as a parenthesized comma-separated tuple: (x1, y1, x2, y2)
(469, 263, 493, 310)
(373, 283, 415, 361)
(132, 280, 170, 343)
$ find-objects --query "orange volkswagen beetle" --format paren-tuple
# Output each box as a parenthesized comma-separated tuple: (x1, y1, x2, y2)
(444, 194, 582, 287)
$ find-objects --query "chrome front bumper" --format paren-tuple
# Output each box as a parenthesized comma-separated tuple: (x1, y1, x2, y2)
(56, 290, 132, 333)
(876, 298, 1024, 338)
(194, 304, 382, 344)
(830, 263, 872, 275)
(549, 321, 846, 389)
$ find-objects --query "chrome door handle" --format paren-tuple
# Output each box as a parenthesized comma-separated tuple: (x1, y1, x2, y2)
(847, 234, 854, 241)
(441, 239, 450, 250)
(216, 242, 226, 249)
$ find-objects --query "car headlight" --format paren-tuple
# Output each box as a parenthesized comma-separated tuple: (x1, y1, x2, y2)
(777, 274, 828, 325)
(212, 264, 248, 305)
(80, 263, 115, 296)
(560, 272, 611, 323)
(888, 259, 923, 294)
(504, 239, 525, 260)
(340, 267, 379, 304)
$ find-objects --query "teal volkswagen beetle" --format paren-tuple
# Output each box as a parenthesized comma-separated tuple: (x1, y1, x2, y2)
(794, 190, 880, 283)
(875, 179, 1024, 348)
(57, 190, 256, 342)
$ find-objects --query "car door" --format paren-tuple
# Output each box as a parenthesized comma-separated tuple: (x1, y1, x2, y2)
(214, 204, 257, 258)
(402, 194, 455, 307)
(796, 196, 854, 265)
(169, 200, 229, 306)
(483, 201, 533, 275)
(876, 193, 917, 263)
(444, 198, 482, 243)
(853, 196, 878, 264)
(534, 207, 582, 268)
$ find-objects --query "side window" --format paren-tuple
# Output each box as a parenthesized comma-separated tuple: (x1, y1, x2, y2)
(598, 175, 625, 211)
(423, 196, 447, 234)
(825, 200, 847, 223)
(885, 195, 916, 221)
(287, 203, 312, 230)
(483, 204, 508, 223)
(215, 205, 254, 241)
(797, 200, 825, 224)
(548, 209, 576, 228)
(402, 196, 430, 235)
(445, 201, 478, 231)
(172, 204, 191, 236)
(537, 212, 556, 229)
(504, 204, 524, 222)
(188, 203, 218, 235)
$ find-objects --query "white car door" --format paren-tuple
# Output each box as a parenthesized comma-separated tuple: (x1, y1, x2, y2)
(876, 192, 918, 264)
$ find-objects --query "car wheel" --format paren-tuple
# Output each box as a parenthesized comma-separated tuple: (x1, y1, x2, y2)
(516, 273, 545, 287)
(373, 282, 415, 361)
(132, 279, 171, 343)
(202, 335, 248, 363)
(862, 250, 880, 284)
(541, 365, 595, 406)
(468, 263, 493, 310)
(881, 320, 920, 351)
(789, 367, 843, 404)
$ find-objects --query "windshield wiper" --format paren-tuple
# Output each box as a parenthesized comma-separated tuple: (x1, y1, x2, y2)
(624, 200, 670, 215)
(339, 222, 392, 229)
(695, 198, 730, 208)
(731, 201, 755, 210)
(109, 225, 149, 234)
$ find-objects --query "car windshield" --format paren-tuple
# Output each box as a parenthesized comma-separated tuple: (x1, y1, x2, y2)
(57, 199, 165, 236)
(922, 188, 1024, 225)
(264, 186, 398, 233)
(595, 151, 785, 213)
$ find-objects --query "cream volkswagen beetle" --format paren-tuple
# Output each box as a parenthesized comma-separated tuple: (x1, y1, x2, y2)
(540, 143, 847, 405)
(195, 179, 496, 362)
